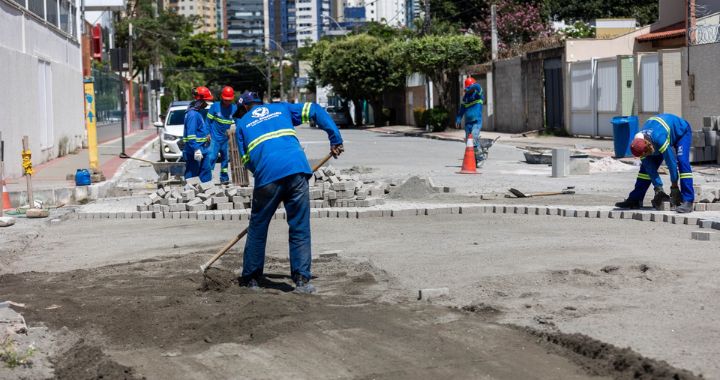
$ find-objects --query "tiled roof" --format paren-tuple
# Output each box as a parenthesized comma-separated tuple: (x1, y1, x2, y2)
(636, 21, 686, 42)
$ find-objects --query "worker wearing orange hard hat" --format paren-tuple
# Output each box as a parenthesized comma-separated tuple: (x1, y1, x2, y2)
(615, 113, 694, 213)
(456, 77, 485, 165)
(183, 86, 214, 182)
(206, 86, 238, 184)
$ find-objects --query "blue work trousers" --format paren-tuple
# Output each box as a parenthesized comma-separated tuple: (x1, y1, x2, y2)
(628, 132, 694, 202)
(183, 146, 212, 183)
(208, 139, 230, 182)
(242, 173, 312, 281)
(465, 121, 483, 160)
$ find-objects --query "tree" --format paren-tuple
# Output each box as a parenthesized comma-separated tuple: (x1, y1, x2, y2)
(396, 34, 484, 123)
(543, 0, 657, 26)
(474, 0, 551, 53)
(311, 34, 407, 127)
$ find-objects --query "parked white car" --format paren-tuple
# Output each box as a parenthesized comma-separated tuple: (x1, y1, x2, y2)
(153, 101, 211, 162)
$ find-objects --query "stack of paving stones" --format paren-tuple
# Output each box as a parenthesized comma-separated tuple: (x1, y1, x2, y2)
(308, 166, 387, 208)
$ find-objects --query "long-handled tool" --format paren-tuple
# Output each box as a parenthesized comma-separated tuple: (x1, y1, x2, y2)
(507, 186, 575, 198)
(200, 153, 334, 273)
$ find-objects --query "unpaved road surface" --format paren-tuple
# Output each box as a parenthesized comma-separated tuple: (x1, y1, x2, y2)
(0, 214, 713, 379)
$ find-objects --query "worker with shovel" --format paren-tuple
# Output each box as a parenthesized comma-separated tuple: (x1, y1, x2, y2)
(615, 113, 694, 213)
(234, 91, 344, 294)
(456, 77, 485, 165)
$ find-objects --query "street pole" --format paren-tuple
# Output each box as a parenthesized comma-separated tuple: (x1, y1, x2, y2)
(22, 136, 34, 208)
(491, 4, 498, 61)
(279, 52, 284, 102)
(128, 22, 134, 133)
(266, 54, 272, 102)
(119, 56, 128, 158)
(0, 131, 4, 216)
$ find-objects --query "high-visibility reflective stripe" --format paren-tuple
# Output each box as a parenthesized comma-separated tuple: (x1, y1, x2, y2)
(182, 134, 208, 142)
(463, 99, 484, 107)
(208, 113, 234, 125)
(246, 128, 297, 153)
(649, 117, 671, 153)
(301, 102, 311, 124)
(679, 173, 693, 179)
(221, 168, 228, 173)
(637, 173, 651, 181)
(242, 154, 250, 164)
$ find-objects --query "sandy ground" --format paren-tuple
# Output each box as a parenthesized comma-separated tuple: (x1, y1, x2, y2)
(0, 213, 715, 379)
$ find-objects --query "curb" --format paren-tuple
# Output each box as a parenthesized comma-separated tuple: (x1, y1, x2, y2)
(73, 203, 720, 232)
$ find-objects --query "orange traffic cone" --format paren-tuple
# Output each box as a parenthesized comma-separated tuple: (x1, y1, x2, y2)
(458, 135, 480, 174)
(1, 179, 10, 210)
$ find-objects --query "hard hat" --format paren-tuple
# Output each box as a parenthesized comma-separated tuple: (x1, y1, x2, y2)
(221, 86, 235, 101)
(464, 77, 477, 89)
(630, 137, 650, 158)
(193, 86, 213, 101)
(240, 91, 262, 105)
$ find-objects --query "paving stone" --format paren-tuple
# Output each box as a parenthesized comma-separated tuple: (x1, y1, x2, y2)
(685, 217, 700, 226)
(450, 207, 461, 214)
(316, 210, 328, 218)
(169, 203, 186, 212)
(188, 204, 207, 212)
(392, 209, 417, 217)
(712, 221, 720, 230)
(426, 207, 452, 215)
(182, 190, 196, 201)
(140, 211, 153, 219)
(216, 202, 233, 211)
(226, 188, 238, 197)
(650, 213, 663, 222)
(632, 212, 652, 222)
(699, 219, 713, 228)
(357, 209, 383, 218)
(185, 177, 201, 186)
(136, 204, 148, 212)
(608, 211, 622, 219)
(198, 182, 214, 192)
(691, 231, 718, 241)
(187, 198, 202, 206)
(694, 203, 707, 212)
(417, 287, 450, 301)
(345, 210, 358, 218)
(459, 205, 483, 214)
(212, 196, 229, 205)
(707, 203, 720, 211)
(148, 193, 161, 203)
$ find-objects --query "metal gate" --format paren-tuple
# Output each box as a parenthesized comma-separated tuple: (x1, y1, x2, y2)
(544, 58, 564, 131)
(568, 57, 622, 137)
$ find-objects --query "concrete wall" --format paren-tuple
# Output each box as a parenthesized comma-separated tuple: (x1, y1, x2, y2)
(0, 0, 84, 179)
(523, 57, 545, 131)
(493, 57, 525, 133)
(656, 0, 686, 30)
(682, 43, 720, 130)
(565, 27, 651, 62)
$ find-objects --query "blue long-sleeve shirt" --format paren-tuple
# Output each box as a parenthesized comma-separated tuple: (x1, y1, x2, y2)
(235, 102, 343, 188)
(456, 83, 484, 125)
(206, 102, 238, 143)
(641, 114, 691, 186)
(183, 101, 210, 152)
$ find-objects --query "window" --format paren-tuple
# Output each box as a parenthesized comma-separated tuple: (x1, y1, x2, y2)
(37, 60, 54, 149)
(59, 0, 70, 34)
(28, 0, 44, 19)
(46, 0, 59, 26)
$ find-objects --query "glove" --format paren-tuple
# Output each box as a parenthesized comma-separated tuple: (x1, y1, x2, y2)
(330, 144, 344, 158)
(194, 149, 203, 162)
(651, 187, 670, 209)
(670, 185, 682, 207)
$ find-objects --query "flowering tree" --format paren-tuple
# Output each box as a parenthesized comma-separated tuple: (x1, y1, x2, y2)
(474, 0, 551, 52)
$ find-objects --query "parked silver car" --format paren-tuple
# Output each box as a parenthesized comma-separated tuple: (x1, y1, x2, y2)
(309, 105, 350, 128)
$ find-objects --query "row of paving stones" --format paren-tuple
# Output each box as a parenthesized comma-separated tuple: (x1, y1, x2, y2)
(74, 203, 720, 231)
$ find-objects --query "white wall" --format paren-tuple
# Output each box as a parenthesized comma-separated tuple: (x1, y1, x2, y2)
(0, 0, 84, 178)
(565, 27, 651, 62)
(365, 0, 405, 27)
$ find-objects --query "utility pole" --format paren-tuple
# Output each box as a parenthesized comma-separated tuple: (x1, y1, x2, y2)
(279, 52, 284, 101)
(127, 22, 134, 134)
(491, 4, 498, 60)
(266, 54, 272, 102)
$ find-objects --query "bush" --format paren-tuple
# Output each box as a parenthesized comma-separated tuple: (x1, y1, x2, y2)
(413, 107, 425, 127)
(423, 107, 450, 132)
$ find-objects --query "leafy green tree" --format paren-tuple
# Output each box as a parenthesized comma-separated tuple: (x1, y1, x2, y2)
(311, 34, 407, 127)
(396, 34, 484, 122)
(559, 21, 596, 38)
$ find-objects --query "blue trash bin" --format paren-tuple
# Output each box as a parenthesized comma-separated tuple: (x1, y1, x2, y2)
(611, 116, 639, 158)
(75, 169, 91, 186)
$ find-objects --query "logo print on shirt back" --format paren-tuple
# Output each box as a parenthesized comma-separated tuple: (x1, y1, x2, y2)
(251, 107, 269, 118)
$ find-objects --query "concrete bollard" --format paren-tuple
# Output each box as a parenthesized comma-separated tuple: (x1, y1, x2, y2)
(551, 148, 570, 178)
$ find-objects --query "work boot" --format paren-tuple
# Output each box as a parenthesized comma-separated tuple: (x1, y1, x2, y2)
(614, 198, 642, 209)
(240, 277, 260, 290)
(293, 276, 316, 294)
(676, 201, 693, 214)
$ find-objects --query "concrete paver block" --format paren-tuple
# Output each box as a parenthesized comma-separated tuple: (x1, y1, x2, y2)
(685, 217, 699, 226)
(691, 231, 718, 241)
(357, 209, 383, 218)
(706, 203, 720, 211)
(188, 204, 207, 212)
(216, 202, 233, 211)
(699, 219, 713, 228)
(426, 207, 452, 215)
(392, 209, 417, 217)
(198, 182, 214, 192)
(418, 287, 450, 301)
(694, 203, 707, 212)
(459, 206, 483, 214)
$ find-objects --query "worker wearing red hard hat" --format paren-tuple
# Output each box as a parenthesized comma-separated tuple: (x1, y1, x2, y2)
(456, 77, 485, 165)
(206, 86, 238, 184)
(615, 113, 694, 213)
(183, 86, 214, 182)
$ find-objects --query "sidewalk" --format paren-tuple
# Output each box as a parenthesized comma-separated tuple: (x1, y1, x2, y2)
(3, 128, 158, 207)
(365, 125, 617, 158)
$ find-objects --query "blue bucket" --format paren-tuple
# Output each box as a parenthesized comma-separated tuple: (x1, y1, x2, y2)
(611, 116, 639, 158)
(75, 169, 91, 186)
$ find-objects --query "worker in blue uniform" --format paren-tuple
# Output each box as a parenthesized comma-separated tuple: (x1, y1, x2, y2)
(615, 113, 694, 213)
(456, 77, 485, 164)
(235, 91, 344, 294)
(206, 86, 238, 184)
(183, 86, 213, 183)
